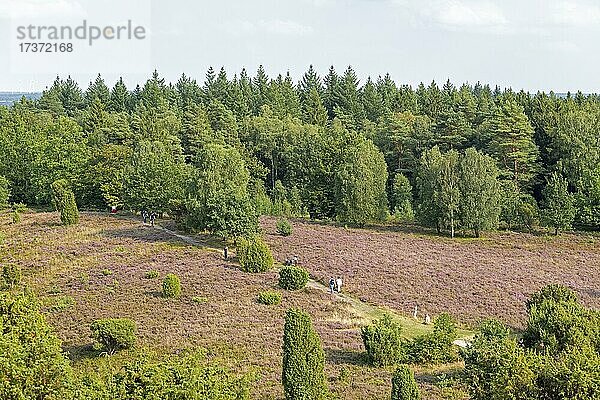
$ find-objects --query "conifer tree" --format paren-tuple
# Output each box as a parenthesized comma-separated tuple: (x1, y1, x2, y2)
(282, 308, 328, 400)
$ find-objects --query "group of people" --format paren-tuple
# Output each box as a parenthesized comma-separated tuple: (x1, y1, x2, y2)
(328, 276, 343, 294)
(142, 210, 157, 226)
(284, 255, 299, 266)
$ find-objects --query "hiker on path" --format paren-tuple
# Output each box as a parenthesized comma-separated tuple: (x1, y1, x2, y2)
(335, 276, 343, 293)
(224, 246, 228, 260)
(142, 210, 148, 224)
(329, 277, 335, 294)
(149, 212, 156, 227)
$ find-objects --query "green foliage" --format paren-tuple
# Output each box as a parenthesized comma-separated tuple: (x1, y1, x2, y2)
(51, 179, 79, 226)
(392, 173, 414, 221)
(162, 273, 181, 298)
(282, 308, 328, 400)
(459, 148, 501, 237)
(406, 313, 458, 365)
(46, 295, 75, 313)
(185, 143, 257, 239)
(75, 350, 250, 400)
(122, 140, 187, 213)
(463, 285, 600, 400)
(90, 318, 136, 354)
(334, 137, 389, 225)
(361, 314, 406, 367)
(257, 290, 282, 305)
(0, 290, 74, 399)
(276, 218, 293, 236)
(237, 236, 274, 273)
(391, 365, 421, 400)
(278, 266, 309, 291)
(1, 263, 21, 289)
(0, 175, 10, 209)
(144, 270, 159, 279)
(542, 172, 575, 234)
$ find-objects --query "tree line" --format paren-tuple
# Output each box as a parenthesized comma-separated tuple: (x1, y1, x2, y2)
(0, 66, 597, 236)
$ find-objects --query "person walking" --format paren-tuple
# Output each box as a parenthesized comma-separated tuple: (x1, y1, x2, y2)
(335, 276, 343, 293)
(149, 211, 156, 227)
(224, 246, 229, 260)
(142, 210, 148, 224)
(328, 277, 335, 294)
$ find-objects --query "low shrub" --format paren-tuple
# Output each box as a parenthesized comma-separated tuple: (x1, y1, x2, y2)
(162, 273, 181, 298)
(2, 264, 21, 289)
(192, 296, 208, 304)
(0, 290, 74, 399)
(144, 270, 159, 279)
(258, 290, 282, 305)
(90, 318, 136, 354)
(237, 236, 274, 273)
(361, 314, 406, 367)
(278, 266, 309, 291)
(101, 269, 113, 276)
(391, 364, 420, 400)
(276, 218, 293, 236)
(90, 350, 250, 399)
(406, 313, 458, 364)
(47, 295, 75, 313)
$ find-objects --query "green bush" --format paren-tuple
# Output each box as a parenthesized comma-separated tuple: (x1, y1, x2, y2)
(90, 318, 136, 354)
(51, 179, 79, 226)
(0, 290, 74, 399)
(407, 313, 458, 364)
(283, 308, 328, 400)
(237, 236, 274, 273)
(0, 175, 10, 210)
(391, 364, 421, 400)
(276, 218, 293, 236)
(162, 273, 181, 298)
(526, 284, 577, 312)
(278, 266, 309, 291)
(2, 264, 21, 289)
(258, 290, 282, 305)
(47, 295, 75, 313)
(361, 314, 406, 367)
(81, 350, 250, 400)
(144, 270, 159, 279)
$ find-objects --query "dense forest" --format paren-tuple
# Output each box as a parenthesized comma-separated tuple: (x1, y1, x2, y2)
(0, 65, 598, 236)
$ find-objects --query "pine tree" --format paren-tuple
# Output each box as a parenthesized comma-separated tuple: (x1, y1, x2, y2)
(109, 77, 130, 113)
(253, 65, 270, 114)
(84, 74, 110, 107)
(542, 172, 575, 235)
(484, 100, 540, 188)
(282, 308, 328, 400)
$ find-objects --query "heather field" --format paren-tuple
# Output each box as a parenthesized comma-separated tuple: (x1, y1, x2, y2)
(2, 210, 598, 399)
(262, 217, 600, 328)
(0, 211, 466, 400)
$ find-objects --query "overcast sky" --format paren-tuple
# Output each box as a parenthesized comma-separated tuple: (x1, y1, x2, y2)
(0, 0, 599, 93)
